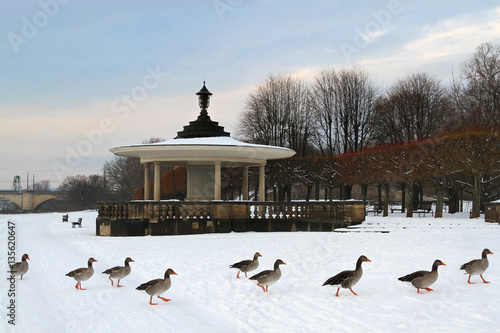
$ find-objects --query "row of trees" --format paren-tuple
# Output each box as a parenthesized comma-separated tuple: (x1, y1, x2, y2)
(237, 42, 500, 157)
(262, 130, 500, 218)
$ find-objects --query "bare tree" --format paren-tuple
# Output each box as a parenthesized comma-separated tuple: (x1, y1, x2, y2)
(103, 137, 165, 201)
(103, 156, 143, 201)
(311, 67, 378, 156)
(58, 174, 106, 210)
(452, 42, 500, 130)
(33, 179, 51, 191)
(237, 73, 314, 156)
(310, 67, 378, 199)
(375, 72, 452, 145)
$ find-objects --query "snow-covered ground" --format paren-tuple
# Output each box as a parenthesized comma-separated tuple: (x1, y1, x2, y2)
(1, 210, 499, 332)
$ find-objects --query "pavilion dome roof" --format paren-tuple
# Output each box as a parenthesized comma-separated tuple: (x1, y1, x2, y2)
(110, 82, 296, 165)
(111, 136, 295, 167)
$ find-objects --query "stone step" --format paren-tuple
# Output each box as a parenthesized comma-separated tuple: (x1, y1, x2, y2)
(334, 229, 390, 233)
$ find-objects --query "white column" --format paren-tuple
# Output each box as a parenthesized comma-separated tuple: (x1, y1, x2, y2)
(144, 163, 151, 200)
(154, 162, 161, 201)
(259, 163, 266, 201)
(242, 165, 249, 201)
(214, 161, 221, 200)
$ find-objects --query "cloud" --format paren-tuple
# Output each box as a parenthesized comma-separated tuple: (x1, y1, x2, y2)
(404, 8, 500, 60)
(351, 7, 500, 89)
(293, 67, 320, 81)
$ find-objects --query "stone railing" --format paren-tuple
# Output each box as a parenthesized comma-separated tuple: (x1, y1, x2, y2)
(96, 200, 365, 236)
(98, 201, 363, 221)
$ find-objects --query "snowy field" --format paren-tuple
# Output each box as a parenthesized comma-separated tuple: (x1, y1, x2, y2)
(1, 210, 499, 333)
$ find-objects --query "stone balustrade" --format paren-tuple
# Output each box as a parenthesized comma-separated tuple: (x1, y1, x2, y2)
(96, 200, 365, 236)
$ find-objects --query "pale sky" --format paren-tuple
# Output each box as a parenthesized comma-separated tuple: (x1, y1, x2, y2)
(1, 0, 499, 189)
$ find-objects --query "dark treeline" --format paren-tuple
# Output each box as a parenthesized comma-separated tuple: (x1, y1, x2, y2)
(257, 130, 500, 219)
(237, 42, 500, 156)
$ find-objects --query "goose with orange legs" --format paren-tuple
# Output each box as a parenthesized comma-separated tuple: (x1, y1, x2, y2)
(322, 255, 371, 297)
(249, 259, 286, 292)
(136, 268, 177, 305)
(230, 252, 262, 279)
(66, 258, 98, 290)
(398, 259, 445, 293)
(460, 248, 493, 284)
(102, 257, 134, 287)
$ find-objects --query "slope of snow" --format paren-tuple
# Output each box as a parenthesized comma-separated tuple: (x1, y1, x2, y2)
(1, 211, 499, 332)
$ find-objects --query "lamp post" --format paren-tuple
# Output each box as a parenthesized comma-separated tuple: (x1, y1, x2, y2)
(196, 81, 212, 121)
(197, 81, 212, 109)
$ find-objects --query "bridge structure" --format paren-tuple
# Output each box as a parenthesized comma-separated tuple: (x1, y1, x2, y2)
(0, 190, 64, 212)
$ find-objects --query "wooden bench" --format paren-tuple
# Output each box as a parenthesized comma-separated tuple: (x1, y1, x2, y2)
(414, 202, 434, 217)
(389, 202, 404, 213)
(71, 218, 82, 228)
(366, 203, 383, 216)
(62, 214, 69, 222)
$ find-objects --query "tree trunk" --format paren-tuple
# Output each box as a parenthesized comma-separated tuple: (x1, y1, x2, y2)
(435, 179, 444, 218)
(305, 184, 312, 202)
(406, 181, 414, 218)
(344, 184, 352, 200)
(447, 181, 459, 213)
(471, 174, 481, 218)
(413, 182, 420, 210)
(361, 183, 368, 203)
(377, 183, 382, 206)
(383, 183, 390, 217)
(278, 185, 286, 202)
(315, 180, 320, 201)
(401, 182, 406, 212)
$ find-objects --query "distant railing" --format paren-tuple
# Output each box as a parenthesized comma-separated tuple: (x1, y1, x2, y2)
(98, 200, 363, 222)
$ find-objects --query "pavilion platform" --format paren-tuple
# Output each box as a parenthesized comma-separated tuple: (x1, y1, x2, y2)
(96, 200, 365, 236)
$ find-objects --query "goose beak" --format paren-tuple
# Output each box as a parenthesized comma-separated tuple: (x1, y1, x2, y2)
(366, 258, 372, 262)
(489, 251, 494, 255)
